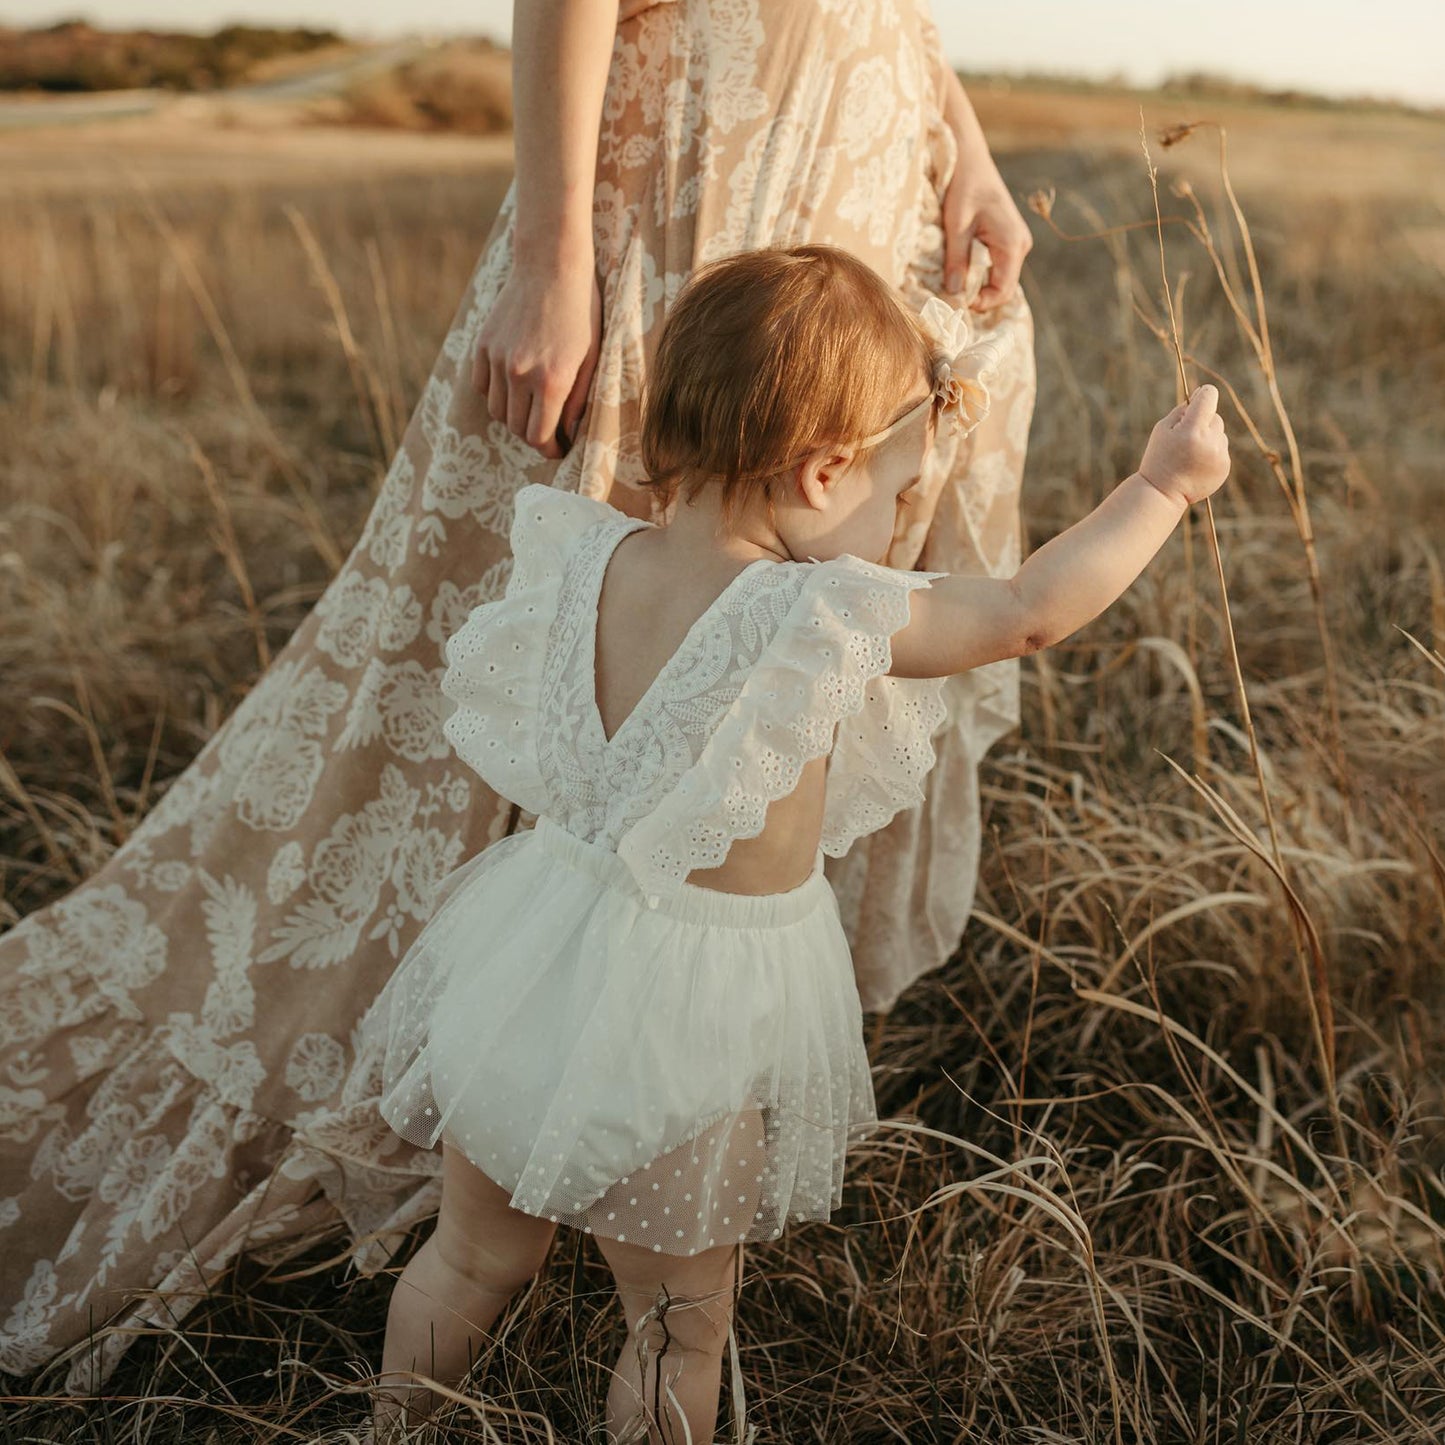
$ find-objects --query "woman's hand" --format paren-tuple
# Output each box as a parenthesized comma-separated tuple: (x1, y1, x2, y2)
(471, 253, 602, 460)
(938, 70, 1034, 314)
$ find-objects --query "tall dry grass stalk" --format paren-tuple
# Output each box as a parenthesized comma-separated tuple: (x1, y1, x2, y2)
(1144, 111, 1341, 1138)
(1, 100, 1442, 1441)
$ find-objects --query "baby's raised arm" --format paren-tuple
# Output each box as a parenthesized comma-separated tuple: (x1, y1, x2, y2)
(889, 385, 1231, 679)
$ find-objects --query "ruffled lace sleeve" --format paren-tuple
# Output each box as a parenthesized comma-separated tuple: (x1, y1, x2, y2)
(615, 554, 950, 904)
(439, 483, 621, 815)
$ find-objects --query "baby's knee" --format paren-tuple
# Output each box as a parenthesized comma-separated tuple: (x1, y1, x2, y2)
(617, 1263, 738, 1359)
(600, 1235, 741, 1355)
(633, 1287, 734, 1360)
(433, 1213, 555, 1297)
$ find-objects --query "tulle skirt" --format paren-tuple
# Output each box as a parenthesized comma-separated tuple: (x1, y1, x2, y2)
(363, 814, 879, 1256)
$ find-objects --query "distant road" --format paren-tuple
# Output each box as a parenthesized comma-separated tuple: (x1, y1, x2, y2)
(0, 40, 426, 129)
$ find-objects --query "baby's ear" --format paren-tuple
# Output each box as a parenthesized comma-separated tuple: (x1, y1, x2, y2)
(800, 446, 858, 504)
(793, 457, 827, 511)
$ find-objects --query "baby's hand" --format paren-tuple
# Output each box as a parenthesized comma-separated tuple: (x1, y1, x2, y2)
(1138, 384, 1231, 506)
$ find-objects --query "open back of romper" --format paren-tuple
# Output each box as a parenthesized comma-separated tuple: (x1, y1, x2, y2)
(363, 483, 951, 1255)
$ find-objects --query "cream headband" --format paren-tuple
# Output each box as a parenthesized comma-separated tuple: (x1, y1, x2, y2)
(852, 295, 1003, 452)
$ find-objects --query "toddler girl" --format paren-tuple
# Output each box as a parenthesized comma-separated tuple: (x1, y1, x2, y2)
(365, 243, 1230, 1443)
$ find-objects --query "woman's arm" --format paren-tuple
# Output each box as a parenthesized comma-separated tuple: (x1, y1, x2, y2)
(510, 0, 618, 265)
(472, 0, 620, 459)
(889, 387, 1232, 678)
(938, 66, 1035, 312)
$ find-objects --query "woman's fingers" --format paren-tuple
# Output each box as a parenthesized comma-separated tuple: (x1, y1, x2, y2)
(558, 367, 591, 456)
(470, 266, 600, 457)
(943, 181, 1032, 312)
(525, 386, 568, 460)
(480, 358, 576, 458)
(471, 340, 490, 402)
(506, 371, 532, 441)
(943, 216, 976, 296)
(554, 273, 604, 457)
(524, 377, 557, 450)
(972, 217, 1032, 311)
(973, 239, 1021, 310)
(487, 357, 508, 425)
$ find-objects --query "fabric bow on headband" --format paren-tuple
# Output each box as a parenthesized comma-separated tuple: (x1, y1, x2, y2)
(853, 293, 1010, 451)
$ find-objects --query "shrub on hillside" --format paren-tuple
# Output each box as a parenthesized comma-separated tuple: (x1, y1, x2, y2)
(0, 20, 340, 93)
(341, 40, 512, 134)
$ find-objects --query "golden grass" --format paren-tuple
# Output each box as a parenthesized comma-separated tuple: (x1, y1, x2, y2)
(1, 94, 1443, 1441)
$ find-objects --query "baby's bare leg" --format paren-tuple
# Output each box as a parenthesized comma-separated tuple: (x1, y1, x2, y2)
(595, 1112, 762, 1444)
(374, 1140, 557, 1437)
(598, 1233, 742, 1445)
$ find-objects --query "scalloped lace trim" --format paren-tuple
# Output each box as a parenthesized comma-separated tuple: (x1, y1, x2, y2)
(615, 557, 947, 903)
(440, 485, 622, 818)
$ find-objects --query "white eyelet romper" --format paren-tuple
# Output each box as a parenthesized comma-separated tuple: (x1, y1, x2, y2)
(364, 482, 950, 1257)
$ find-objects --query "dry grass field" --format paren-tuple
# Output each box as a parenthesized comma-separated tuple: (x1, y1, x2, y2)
(1, 76, 1443, 1442)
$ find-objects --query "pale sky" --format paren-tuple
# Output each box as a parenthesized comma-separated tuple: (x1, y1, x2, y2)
(3, 0, 1442, 108)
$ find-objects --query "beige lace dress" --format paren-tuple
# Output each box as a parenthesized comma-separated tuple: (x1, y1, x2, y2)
(0, 0, 1035, 1389)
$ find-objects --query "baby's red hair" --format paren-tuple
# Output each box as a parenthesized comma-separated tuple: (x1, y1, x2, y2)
(639, 244, 939, 523)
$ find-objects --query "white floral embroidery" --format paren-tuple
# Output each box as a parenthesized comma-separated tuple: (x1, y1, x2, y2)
(593, 245, 666, 408)
(67, 1034, 113, 1076)
(337, 659, 451, 763)
(0, 1085, 51, 1145)
(392, 828, 466, 923)
(258, 766, 421, 970)
(149, 861, 192, 893)
(216, 659, 349, 833)
(816, 0, 878, 50)
(378, 661, 452, 763)
(239, 738, 326, 833)
(417, 378, 526, 538)
(314, 575, 423, 668)
(2, 1260, 61, 1371)
(837, 56, 894, 159)
(838, 140, 910, 247)
(161, 1017, 266, 1113)
(194, 870, 259, 1039)
(356, 452, 416, 574)
(266, 842, 307, 905)
(4, 972, 79, 1047)
(21, 887, 168, 1012)
(97, 1135, 172, 1208)
(284, 1034, 346, 1103)
(592, 179, 640, 269)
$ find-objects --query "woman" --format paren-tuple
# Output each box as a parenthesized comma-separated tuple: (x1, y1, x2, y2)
(0, 0, 1034, 1390)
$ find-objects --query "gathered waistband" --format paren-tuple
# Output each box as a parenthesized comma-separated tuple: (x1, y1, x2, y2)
(531, 814, 831, 930)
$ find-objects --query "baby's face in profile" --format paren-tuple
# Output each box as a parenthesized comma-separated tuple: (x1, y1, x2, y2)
(776, 385, 937, 566)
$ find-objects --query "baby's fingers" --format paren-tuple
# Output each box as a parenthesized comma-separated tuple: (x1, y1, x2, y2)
(1184, 383, 1219, 422)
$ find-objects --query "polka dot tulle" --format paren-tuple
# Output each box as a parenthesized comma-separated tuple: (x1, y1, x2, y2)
(363, 814, 880, 1254)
